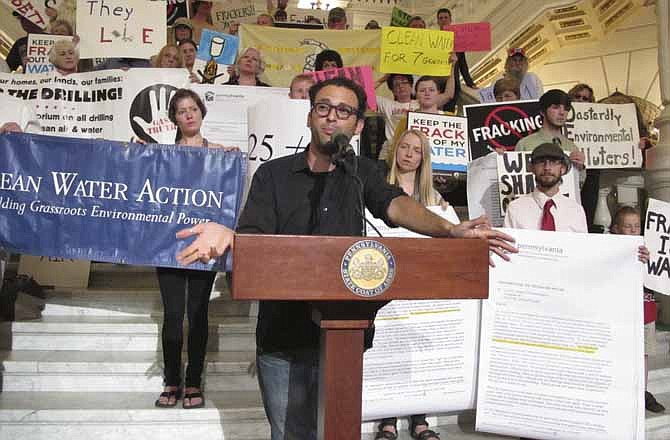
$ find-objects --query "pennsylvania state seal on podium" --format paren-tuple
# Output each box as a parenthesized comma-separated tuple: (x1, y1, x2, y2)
(341, 240, 396, 298)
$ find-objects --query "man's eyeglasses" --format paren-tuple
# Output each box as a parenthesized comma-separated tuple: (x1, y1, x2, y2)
(312, 102, 358, 120)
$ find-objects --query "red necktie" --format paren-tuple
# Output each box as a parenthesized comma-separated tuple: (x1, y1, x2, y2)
(541, 199, 556, 231)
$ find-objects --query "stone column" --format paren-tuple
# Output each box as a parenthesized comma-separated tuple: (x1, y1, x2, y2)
(645, 0, 670, 323)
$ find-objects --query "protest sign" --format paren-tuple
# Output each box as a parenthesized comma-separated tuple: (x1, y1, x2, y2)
(18, 256, 91, 288)
(167, 0, 189, 25)
(26, 34, 72, 74)
(193, 29, 239, 85)
(239, 24, 380, 87)
(407, 111, 468, 173)
(211, 0, 257, 34)
(390, 6, 412, 27)
(0, 132, 246, 271)
(564, 102, 642, 169)
(193, 84, 290, 148)
(246, 97, 311, 184)
(477, 85, 496, 103)
(2, 0, 52, 29)
(76, 0, 166, 59)
(496, 151, 580, 215)
(464, 99, 542, 160)
(644, 198, 670, 295)
(467, 152, 503, 227)
(0, 69, 190, 143)
(442, 22, 491, 52)
(362, 208, 480, 419)
(479, 229, 645, 439)
(380, 27, 455, 76)
(305, 66, 377, 111)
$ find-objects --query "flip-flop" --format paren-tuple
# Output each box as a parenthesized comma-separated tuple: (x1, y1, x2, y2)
(183, 391, 205, 409)
(154, 388, 181, 408)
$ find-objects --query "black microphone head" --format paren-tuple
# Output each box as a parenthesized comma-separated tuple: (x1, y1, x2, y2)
(324, 130, 351, 156)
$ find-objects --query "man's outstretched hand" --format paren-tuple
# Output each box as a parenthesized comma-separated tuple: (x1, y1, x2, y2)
(449, 215, 517, 266)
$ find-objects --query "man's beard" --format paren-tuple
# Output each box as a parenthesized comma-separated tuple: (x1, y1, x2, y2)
(535, 173, 562, 190)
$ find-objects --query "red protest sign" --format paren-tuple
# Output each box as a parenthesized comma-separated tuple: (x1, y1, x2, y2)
(305, 65, 377, 111)
(442, 22, 491, 52)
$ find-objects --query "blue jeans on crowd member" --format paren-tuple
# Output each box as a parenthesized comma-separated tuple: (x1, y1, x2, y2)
(256, 348, 320, 440)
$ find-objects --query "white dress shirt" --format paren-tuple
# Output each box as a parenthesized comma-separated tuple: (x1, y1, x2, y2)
(504, 188, 587, 233)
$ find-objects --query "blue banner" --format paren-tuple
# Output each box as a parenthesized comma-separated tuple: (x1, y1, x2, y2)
(0, 133, 246, 271)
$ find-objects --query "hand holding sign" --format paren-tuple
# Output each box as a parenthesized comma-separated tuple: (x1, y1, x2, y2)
(176, 222, 235, 265)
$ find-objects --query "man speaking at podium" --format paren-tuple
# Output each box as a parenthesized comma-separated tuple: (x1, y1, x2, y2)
(175, 78, 516, 440)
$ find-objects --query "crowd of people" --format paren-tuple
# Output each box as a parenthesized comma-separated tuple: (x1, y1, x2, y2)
(0, 2, 664, 440)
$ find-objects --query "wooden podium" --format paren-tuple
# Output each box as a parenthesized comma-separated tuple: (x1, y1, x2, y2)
(232, 234, 489, 440)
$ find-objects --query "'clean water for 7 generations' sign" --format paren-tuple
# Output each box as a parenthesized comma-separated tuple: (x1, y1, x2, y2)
(0, 132, 246, 271)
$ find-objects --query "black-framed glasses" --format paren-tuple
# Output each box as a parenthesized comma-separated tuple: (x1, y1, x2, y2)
(312, 102, 358, 120)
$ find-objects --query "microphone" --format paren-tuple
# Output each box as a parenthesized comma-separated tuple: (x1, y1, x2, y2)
(324, 131, 352, 157)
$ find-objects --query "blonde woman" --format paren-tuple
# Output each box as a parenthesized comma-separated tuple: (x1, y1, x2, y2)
(153, 44, 183, 69)
(48, 39, 79, 75)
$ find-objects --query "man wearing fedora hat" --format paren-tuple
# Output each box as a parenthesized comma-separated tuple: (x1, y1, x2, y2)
(504, 142, 587, 232)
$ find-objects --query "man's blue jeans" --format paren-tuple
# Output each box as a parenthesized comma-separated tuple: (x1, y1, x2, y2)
(256, 348, 320, 440)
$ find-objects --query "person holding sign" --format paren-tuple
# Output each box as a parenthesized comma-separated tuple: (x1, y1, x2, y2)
(516, 89, 586, 170)
(174, 78, 516, 439)
(153, 89, 236, 410)
(610, 207, 665, 413)
(375, 129, 447, 440)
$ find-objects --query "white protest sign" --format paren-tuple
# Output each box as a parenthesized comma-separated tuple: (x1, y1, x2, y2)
(644, 198, 670, 296)
(26, 34, 72, 74)
(565, 102, 641, 169)
(366, 205, 460, 237)
(0, 68, 189, 142)
(2, 0, 53, 29)
(466, 152, 503, 227)
(76, 0, 166, 59)
(407, 112, 469, 174)
(362, 208, 481, 420)
(211, 0, 257, 34)
(496, 151, 580, 216)
(478, 229, 645, 439)
(247, 97, 312, 180)
(192, 84, 290, 148)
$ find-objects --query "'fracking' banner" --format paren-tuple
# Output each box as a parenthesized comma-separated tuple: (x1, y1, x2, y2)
(407, 111, 468, 174)
(645, 198, 670, 296)
(0, 69, 190, 144)
(239, 24, 381, 88)
(211, 0, 257, 34)
(565, 102, 642, 169)
(0, 132, 246, 271)
(464, 99, 542, 160)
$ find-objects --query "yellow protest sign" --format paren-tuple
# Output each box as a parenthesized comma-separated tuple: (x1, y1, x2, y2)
(380, 27, 455, 76)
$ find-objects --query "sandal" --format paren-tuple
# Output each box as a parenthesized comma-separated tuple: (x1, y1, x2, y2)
(183, 390, 205, 409)
(154, 387, 181, 408)
(375, 420, 398, 439)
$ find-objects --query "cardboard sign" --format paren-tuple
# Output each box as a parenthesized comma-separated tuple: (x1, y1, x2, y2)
(211, 0, 256, 34)
(564, 102, 642, 169)
(464, 99, 542, 160)
(645, 198, 670, 296)
(305, 66, 377, 111)
(442, 22, 491, 52)
(26, 34, 72, 74)
(496, 151, 580, 215)
(193, 29, 239, 84)
(2, 0, 52, 29)
(18, 255, 91, 288)
(407, 111, 468, 173)
(380, 27, 455, 76)
(76, 0, 166, 59)
(390, 7, 412, 27)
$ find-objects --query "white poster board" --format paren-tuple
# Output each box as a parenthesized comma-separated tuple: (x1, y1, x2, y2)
(496, 151, 581, 216)
(362, 207, 482, 420)
(2, 0, 55, 29)
(76, 0, 166, 59)
(644, 198, 670, 296)
(466, 152, 503, 227)
(565, 102, 642, 169)
(26, 34, 72, 74)
(18, 255, 91, 288)
(477, 229, 645, 439)
(211, 0, 257, 34)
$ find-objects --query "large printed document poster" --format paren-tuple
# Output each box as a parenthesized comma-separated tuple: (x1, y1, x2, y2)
(362, 208, 482, 420)
(477, 229, 645, 440)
